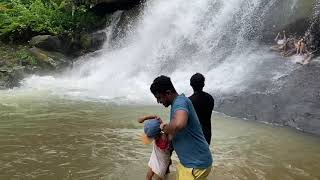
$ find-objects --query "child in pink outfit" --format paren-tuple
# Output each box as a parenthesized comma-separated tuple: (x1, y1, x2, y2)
(138, 115, 172, 180)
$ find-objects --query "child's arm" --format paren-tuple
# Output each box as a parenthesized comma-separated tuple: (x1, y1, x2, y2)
(138, 115, 160, 123)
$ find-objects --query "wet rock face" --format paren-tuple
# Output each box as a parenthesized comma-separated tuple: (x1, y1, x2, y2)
(259, 0, 315, 42)
(29, 32, 107, 57)
(306, 16, 320, 54)
(80, 32, 107, 52)
(216, 62, 320, 135)
(83, 0, 142, 15)
(0, 66, 24, 89)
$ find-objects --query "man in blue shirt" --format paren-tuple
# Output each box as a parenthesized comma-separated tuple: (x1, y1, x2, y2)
(150, 75, 213, 179)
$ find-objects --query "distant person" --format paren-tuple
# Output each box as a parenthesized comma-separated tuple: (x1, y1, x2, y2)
(189, 73, 215, 145)
(138, 116, 172, 180)
(150, 75, 213, 179)
(297, 38, 306, 55)
(281, 36, 297, 57)
(275, 30, 287, 45)
(271, 31, 288, 52)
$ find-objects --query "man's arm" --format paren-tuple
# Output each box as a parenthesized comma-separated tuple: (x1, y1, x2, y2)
(138, 115, 162, 123)
(160, 110, 188, 137)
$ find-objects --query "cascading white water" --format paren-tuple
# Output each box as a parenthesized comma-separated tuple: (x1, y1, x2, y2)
(20, 0, 298, 104)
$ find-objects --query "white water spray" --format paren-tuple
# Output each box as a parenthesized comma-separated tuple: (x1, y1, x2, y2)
(20, 0, 297, 104)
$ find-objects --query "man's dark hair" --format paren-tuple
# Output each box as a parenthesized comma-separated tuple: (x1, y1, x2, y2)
(190, 73, 205, 91)
(150, 75, 176, 95)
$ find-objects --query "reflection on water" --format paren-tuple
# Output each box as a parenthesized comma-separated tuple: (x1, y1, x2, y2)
(0, 93, 320, 180)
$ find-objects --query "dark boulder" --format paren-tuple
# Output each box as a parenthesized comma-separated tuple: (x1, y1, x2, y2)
(29, 35, 62, 52)
(29, 32, 106, 57)
(216, 61, 320, 135)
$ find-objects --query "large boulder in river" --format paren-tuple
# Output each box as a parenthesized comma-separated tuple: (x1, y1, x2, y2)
(216, 61, 320, 135)
(57, 31, 107, 56)
(30, 35, 62, 52)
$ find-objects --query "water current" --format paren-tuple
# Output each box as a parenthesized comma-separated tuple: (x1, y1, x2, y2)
(0, 0, 319, 179)
(0, 93, 320, 179)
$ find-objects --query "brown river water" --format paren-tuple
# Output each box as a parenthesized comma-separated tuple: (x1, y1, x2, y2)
(0, 91, 319, 180)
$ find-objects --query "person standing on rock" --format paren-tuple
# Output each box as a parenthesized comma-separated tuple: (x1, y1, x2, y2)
(150, 75, 213, 179)
(189, 73, 215, 145)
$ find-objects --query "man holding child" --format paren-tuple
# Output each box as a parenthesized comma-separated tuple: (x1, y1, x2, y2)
(149, 75, 213, 179)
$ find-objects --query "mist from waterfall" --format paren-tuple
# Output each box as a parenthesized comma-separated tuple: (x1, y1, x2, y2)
(20, 0, 297, 104)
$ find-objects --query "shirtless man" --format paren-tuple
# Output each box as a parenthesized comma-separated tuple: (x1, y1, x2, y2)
(297, 38, 306, 55)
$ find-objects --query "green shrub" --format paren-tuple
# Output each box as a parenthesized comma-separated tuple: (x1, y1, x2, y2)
(0, 0, 109, 42)
(16, 48, 37, 65)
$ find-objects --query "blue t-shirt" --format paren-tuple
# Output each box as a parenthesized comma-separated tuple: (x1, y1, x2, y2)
(170, 94, 213, 168)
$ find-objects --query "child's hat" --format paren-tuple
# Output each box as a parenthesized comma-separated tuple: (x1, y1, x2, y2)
(144, 119, 161, 138)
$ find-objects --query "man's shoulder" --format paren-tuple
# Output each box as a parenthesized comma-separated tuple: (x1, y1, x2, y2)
(177, 95, 191, 104)
(173, 95, 191, 109)
(188, 93, 196, 101)
(203, 91, 214, 100)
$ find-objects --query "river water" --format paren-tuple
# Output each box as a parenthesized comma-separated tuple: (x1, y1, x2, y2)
(0, 91, 319, 180)
(1, 0, 320, 179)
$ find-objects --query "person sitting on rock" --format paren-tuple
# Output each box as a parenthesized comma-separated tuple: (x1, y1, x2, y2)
(296, 38, 306, 55)
(271, 31, 288, 52)
(275, 30, 287, 45)
(279, 36, 296, 57)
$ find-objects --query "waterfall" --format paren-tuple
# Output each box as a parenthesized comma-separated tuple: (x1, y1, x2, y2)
(20, 0, 299, 104)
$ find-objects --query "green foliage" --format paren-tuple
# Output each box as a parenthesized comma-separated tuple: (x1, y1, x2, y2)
(0, 0, 108, 42)
(16, 48, 37, 65)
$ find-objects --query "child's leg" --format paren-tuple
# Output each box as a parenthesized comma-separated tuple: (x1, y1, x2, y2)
(154, 174, 163, 180)
(147, 167, 164, 180)
(146, 167, 154, 180)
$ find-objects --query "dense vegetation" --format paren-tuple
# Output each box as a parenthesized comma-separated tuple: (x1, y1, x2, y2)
(0, 0, 109, 42)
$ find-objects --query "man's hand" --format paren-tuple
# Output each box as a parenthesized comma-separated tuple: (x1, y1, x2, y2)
(156, 116, 163, 123)
(160, 123, 167, 131)
(138, 115, 162, 123)
(160, 110, 188, 136)
(138, 117, 147, 123)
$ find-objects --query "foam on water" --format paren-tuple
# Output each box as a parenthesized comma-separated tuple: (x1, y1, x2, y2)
(18, 0, 298, 104)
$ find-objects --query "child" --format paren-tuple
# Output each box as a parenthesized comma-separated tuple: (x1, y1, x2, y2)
(138, 116, 172, 180)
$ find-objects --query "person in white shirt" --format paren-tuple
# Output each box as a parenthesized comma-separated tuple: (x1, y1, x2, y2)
(138, 116, 172, 180)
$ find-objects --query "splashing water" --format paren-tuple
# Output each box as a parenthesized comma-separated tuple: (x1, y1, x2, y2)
(20, 0, 298, 104)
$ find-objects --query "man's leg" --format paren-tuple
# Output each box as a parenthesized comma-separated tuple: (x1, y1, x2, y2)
(176, 163, 194, 180)
(176, 163, 212, 180)
(192, 166, 212, 179)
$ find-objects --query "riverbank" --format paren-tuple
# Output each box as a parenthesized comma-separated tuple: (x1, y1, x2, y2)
(0, 0, 142, 89)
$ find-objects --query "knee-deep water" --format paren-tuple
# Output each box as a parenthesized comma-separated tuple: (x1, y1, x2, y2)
(0, 92, 319, 180)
